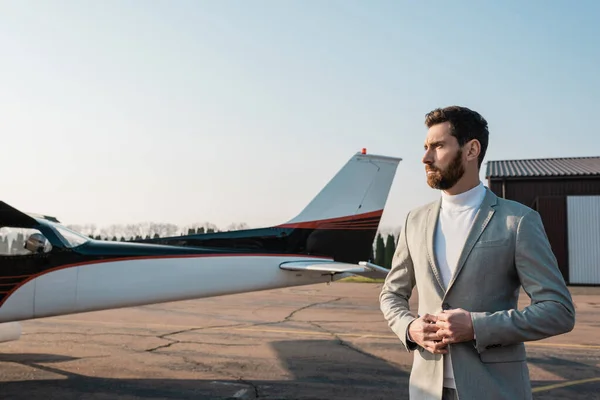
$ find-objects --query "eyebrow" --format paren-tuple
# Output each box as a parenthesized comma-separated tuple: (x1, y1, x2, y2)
(424, 140, 444, 149)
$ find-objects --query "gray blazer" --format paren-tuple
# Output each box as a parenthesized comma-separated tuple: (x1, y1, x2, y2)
(379, 187, 575, 400)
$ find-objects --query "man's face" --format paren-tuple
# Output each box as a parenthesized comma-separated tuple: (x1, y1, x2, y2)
(422, 121, 465, 190)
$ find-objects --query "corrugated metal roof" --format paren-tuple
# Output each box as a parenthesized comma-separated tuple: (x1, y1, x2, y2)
(486, 156, 600, 178)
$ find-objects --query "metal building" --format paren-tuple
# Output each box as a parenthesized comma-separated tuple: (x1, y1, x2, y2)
(485, 156, 600, 285)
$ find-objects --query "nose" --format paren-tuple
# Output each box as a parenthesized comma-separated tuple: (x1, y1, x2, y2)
(422, 148, 433, 165)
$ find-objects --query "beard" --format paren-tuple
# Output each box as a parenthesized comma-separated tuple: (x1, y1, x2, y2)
(426, 149, 465, 190)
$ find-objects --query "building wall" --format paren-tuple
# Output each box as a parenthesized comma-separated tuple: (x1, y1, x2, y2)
(487, 176, 600, 284)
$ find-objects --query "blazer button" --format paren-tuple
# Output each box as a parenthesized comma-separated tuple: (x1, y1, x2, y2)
(442, 302, 450, 310)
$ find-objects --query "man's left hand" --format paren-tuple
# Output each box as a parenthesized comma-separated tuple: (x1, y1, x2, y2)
(435, 308, 475, 344)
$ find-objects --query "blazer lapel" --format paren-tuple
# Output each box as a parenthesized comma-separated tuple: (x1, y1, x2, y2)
(445, 188, 498, 294)
(426, 198, 446, 294)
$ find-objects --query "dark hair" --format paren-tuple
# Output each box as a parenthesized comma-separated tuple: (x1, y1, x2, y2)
(425, 106, 489, 168)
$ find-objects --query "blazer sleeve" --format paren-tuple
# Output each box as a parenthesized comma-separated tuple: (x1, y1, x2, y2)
(470, 209, 576, 353)
(379, 211, 418, 351)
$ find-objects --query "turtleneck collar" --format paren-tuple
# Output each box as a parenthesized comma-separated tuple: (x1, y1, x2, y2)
(441, 181, 486, 212)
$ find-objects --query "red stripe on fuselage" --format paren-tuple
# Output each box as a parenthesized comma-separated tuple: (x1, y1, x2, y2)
(276, 209, 383, 229)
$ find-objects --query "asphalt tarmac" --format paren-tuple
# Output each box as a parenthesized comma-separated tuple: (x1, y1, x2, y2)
(0, 283, 598, 399)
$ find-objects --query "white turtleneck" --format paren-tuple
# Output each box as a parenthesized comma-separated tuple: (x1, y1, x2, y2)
(435, 181, 486, 389)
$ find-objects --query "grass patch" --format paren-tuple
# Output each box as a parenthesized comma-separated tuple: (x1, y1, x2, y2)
(339, 276, 385, 283)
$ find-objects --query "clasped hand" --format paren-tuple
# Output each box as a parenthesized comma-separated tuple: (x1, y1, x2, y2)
(408, 309, 474, 354)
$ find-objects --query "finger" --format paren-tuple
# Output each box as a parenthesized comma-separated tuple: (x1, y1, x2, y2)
(435, 321, 449, 329)
(424, 323, 441, 332)
(436, 329, 452, 339)
(441, 337, 453, 344)
(422, 341, 437, 353)
(440, 334, 454, 344)
(435, 340, 448, 350)
(439, 311, 458, 321)
(425, 341, 448, 354)
(422, 313, 438, 323)
(424, 340, 447, 348)
(425, 332, 442, 341)
(437, 328, 458, 344)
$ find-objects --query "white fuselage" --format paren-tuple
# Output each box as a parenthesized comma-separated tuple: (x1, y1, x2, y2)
(0, 254, 338, 324)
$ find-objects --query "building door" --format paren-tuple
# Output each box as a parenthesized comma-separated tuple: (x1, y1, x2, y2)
(567, 196, 600, 285)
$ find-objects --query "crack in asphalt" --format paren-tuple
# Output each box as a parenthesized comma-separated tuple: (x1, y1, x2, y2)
(245, 297, 343, 330)
(145, 339, 178, 352)
(146, 339, 254, 352)
(283, 297, 342, 322)
(145, 323, 251, 352)
(237, 378, 260, 398)
(145, 298, 342, 353)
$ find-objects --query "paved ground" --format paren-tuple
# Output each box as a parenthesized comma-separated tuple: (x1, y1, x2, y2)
(0, 283, 598, 399)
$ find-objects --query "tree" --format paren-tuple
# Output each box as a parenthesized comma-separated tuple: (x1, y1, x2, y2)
(384, 234, 396, 269)
(374, 233, 385, 266)
(226, 222, 249, 231)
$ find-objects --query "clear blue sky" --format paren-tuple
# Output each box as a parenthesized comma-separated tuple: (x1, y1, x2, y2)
(1, 1, 598, 232)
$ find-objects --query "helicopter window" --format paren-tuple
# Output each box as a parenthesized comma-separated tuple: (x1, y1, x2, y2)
(48, 223, 89, 248)
(38, 221, 90, 248)
(0, 227, 53, 255)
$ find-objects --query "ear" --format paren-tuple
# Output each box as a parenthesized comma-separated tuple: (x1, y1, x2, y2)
(465, 139, 481, 162)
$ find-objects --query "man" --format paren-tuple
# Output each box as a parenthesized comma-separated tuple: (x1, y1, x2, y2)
(379, 106, 575, 400)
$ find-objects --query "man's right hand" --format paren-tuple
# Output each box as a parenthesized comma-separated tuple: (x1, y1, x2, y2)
(408, 313, 448, 354)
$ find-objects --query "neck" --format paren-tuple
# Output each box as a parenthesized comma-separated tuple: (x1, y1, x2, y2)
(443, 169, 481, 195)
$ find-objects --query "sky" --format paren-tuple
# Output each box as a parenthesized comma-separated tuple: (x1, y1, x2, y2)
(1, 1, 599, 233)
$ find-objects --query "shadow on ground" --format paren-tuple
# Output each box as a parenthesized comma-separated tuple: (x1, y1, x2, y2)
(3, 341, 598, 399)
(0, 339, 410, 400)
(528, 349, 600, 399)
